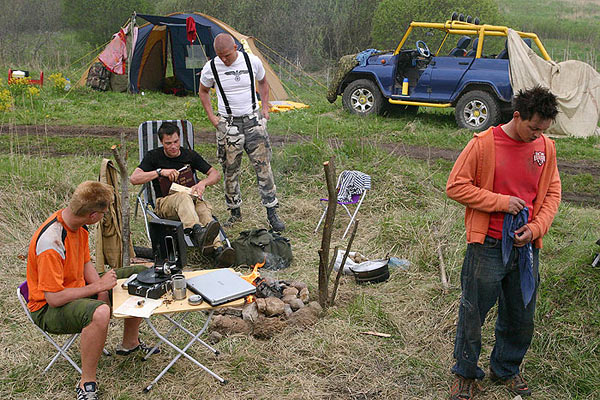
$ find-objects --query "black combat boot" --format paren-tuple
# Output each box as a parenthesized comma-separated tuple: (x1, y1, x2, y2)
(266, 207, 285, 232)
(191, 221, 220, 253)
(214, 246, 236, 267)
(223, 208, 242, 227)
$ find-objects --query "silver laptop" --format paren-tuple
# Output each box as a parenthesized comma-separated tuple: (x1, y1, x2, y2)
(186, 269, 256, 306)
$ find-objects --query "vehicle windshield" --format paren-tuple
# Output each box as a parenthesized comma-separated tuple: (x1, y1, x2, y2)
(400, 28, 446, 53)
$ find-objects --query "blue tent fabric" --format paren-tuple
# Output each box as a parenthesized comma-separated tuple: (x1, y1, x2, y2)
(129, 13, 242, 93)
(502, 207, 535, 308)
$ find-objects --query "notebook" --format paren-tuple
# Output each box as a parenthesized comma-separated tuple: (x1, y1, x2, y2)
(186, 269, 256, 306)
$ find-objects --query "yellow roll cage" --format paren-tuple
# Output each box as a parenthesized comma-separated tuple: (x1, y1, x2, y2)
(393, 20, 551, 61)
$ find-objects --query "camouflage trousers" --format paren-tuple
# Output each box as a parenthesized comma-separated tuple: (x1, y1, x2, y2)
(216, 113, 278, 210)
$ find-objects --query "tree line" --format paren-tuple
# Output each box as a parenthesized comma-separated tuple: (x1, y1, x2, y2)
(9, 0, 596, 71)
(0, 0, 505, 69)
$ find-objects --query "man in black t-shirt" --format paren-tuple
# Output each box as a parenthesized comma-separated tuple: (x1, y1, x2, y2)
(130, 122, 235, 267)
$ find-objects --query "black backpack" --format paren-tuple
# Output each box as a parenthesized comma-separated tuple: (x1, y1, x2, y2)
(230, 229, 292, 270)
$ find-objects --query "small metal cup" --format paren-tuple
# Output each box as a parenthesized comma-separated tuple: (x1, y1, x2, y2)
(171, 274, 187, 300)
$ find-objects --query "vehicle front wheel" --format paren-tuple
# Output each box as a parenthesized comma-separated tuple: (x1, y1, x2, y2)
(455, 90, 500, 130)
(342, 79, 384, 116)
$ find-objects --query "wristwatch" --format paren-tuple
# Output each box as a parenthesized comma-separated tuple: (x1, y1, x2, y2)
(156, 168, 162, 177)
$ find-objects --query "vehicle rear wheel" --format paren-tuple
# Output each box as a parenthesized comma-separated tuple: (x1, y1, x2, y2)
(455, 90, 500, 130)
(342, 79, 384, 116)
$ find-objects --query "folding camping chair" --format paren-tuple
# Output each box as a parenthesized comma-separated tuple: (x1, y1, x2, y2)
(17, 281, 82, 373)
(17, 282, 112, 374)
(134, 120, 228, 247)
(314, 170, 371, 239)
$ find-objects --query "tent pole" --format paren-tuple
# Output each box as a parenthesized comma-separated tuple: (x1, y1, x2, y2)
(127, 12, 136, 94)
(192, 44, 196, 96)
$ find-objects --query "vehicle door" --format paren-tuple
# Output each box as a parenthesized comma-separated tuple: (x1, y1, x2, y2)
(428, 56, 474, 102)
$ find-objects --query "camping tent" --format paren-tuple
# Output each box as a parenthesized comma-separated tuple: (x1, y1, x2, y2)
(78, 12, 288, 101)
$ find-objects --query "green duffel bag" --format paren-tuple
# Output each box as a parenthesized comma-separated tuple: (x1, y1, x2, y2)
(230, 228, 292, 270)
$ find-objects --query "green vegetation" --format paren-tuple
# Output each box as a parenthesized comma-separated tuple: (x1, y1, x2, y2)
(2, 75, 600, 400)
(1, 0, 600, 398)
(371, 0, 503, 48)
(62, 0, 153, 45)
(501, 0, 600, 66)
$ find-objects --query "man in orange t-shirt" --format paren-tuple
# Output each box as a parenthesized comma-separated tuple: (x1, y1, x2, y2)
(446, 86, 560, 400)
(27, 181, 150, 400)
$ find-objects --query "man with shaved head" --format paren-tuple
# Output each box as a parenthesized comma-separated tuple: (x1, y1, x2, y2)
(199, 33, 285, 232)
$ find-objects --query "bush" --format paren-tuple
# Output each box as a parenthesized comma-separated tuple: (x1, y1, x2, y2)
(62, 0, 154, 45)
(48, 72, 68, 92)
(154, 0, 381, 67)
(0, 82, 14, 112)
(371, 0, 503, 49)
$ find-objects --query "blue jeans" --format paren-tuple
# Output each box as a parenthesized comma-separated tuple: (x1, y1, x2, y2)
(451, 236, 539, 380)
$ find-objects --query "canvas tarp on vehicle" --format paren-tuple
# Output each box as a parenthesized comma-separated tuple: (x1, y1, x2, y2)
(508, 29, 600, 137)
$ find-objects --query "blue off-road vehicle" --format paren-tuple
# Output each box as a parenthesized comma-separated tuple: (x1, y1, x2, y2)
(328, 15, 551, 130)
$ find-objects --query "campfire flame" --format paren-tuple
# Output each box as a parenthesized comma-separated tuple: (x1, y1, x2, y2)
(242, 260, 265, 303)
(241, 260, 265, 285)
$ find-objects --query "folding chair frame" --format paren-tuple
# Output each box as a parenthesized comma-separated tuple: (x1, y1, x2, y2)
(314, 172, 369, 240)
(17, 282, 82, 374)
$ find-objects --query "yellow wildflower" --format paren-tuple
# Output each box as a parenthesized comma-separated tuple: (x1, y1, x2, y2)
(27, 86, 40, 96)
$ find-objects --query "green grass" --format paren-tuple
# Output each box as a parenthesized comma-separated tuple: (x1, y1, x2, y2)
(502, 0, 600, 66)
(2, 95, 600, 399)
(1, 2, 600, 397)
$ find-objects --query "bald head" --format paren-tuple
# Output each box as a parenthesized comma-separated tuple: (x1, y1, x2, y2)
(214, 33, 238, 66)
(214, 33, 235, 53)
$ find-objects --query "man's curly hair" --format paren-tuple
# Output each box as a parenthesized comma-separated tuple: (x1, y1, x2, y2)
(513, 85, 559, 121)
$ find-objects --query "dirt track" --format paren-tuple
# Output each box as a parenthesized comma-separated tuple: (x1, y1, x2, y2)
(3, 124, 599, 207)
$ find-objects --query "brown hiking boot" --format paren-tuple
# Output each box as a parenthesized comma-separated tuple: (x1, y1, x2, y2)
(489, 369, 532, 396)
(449, 375, 481, 400)
(214, 246, 236, 267)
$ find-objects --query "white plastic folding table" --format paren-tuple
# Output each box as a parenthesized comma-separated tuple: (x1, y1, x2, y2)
(113, 269, 246, 392)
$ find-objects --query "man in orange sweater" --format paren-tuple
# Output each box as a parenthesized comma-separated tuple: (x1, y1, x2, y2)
(446, 86, 560, 400)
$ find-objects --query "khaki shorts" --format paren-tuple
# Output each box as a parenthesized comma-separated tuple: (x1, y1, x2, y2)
(30, 265, 147, 334)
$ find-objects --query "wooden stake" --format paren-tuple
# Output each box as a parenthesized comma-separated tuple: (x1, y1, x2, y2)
(111, 133, 131, 268)
(329, 219, 358, 306)
(318, 158, 337, 308)
(433, 226, 449, 290)
(326, 245, 339, 280)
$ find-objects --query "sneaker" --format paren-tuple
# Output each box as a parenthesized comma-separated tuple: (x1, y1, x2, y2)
(214, 246, 236, 267)
(223, 208, 242, 228)
(116, 341, 160, 356)
(449, 375, 481, 400)
(266, 207, 285, 232)
(76, 381, 98, 400)
(489, 369, 532, 396)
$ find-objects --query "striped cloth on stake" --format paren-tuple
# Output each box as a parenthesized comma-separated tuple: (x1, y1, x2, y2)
(337, 170, 371, 202)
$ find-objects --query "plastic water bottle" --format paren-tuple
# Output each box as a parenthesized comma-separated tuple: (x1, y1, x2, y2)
(64, 78, 71, 91)
(402, 78, 409, 96)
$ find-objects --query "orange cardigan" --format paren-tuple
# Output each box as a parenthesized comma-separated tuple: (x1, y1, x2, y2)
(446, 127, 561, 248)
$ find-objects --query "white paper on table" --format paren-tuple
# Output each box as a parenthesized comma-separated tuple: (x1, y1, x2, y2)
(114, 296, 163, 318)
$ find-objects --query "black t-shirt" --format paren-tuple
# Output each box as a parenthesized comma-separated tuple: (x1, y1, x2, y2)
(138, 147, 212, 198)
